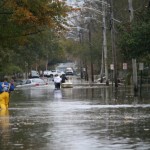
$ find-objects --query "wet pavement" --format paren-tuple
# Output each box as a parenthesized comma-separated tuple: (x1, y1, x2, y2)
(0, 83, 150, 150)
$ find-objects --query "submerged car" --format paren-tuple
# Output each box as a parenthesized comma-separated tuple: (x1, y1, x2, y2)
(16, 78, 47, 88)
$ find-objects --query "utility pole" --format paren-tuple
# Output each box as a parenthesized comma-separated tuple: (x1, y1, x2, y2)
(128, 0, 134, 22)
(88, 19, 94, 82)
(102, 0, 109, 85)
(128, 0, 138, 94)
(46, 55, 48, 70)
(110, 0, 118, 87)
(100, 45, 104, 83)
(132, 59, 138, 94)
(79, 30, 83, 79)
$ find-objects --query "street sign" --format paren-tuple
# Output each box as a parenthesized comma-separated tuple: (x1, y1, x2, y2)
(123, 63, 127, 70)
(139, 63, 144, 71)
(110, 64, 114, 70)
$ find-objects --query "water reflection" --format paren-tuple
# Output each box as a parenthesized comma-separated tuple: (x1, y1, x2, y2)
(53, 90, 62, 99)
(15, 86, 150, 104)
(6, 86, 150, 150)
(0, 109, 10, 149)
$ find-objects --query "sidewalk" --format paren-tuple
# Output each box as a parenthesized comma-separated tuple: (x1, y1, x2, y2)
(71, 77, 110, 86)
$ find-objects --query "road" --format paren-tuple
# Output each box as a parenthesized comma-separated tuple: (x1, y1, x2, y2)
(0, 81, 150, 150)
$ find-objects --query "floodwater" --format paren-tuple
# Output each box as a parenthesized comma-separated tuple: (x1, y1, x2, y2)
(0, 84, 150, 150)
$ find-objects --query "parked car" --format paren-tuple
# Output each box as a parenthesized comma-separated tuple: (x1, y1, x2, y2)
(65, 67, 74, 75)
(43, 70, 56, 77)
(16, 78, 47, 88)
(44, 70, 65, 77)
(48, 70, 57, 77)
(29, 70, 40, 78)
(43, 70, 49, 77)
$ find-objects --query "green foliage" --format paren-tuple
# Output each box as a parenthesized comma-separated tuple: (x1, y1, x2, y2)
(119, 8, 150, 63)
(3, 65, 23, 75)
(0, 0, 70, 75)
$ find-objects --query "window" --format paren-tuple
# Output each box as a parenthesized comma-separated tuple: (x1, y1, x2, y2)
(26, 80, 31, 84)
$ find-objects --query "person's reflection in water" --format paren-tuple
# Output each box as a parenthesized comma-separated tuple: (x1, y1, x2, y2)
(0, 109, 10, 148)
(53, 89, 62, 100)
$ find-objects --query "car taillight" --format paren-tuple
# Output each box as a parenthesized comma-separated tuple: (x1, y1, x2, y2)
(35, 84, 39, 86)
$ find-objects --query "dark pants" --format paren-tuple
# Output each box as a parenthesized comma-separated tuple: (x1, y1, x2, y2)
(55, 83, 61, 89)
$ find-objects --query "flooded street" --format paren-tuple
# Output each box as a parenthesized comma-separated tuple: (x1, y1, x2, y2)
(0, 85, 150, 150)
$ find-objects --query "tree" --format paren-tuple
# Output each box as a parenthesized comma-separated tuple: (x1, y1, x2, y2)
(119, 7, 150, 63)
(0, 0, 71, 75)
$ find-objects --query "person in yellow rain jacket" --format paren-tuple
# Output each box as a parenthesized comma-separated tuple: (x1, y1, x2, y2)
(0, 78, 10, 110)
(0, 109, 10, 145)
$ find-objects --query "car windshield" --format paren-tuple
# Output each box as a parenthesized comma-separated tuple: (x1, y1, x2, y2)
(66, 68, 73, 71)
(26, 80, 31, 84)
(20, 80, 26, 85)
(32, 79, 45, 83)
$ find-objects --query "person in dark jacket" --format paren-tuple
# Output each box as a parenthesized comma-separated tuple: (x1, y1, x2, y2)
(61, 74, 68, 83)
